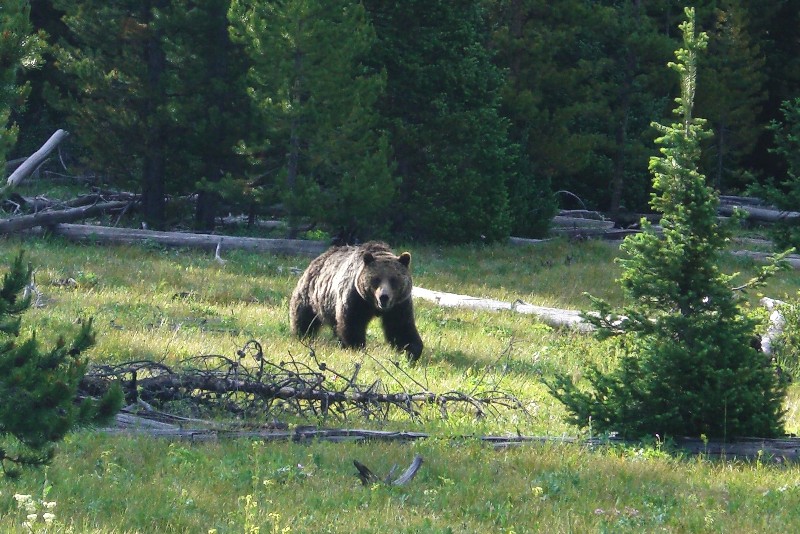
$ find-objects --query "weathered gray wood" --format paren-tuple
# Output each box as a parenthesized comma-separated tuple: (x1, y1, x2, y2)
(45, 223, 328, 256)
(102, 411, 800, 461)
(5, 129, 69, 188)
(412, 286, 591, 331)
(719, 195, 772, 208)
(508, 236, 553, 246)
(558, 209, 608, 220)
(0, 201, 129, 234)
(730, 250, 800, 269)
(718, 204, 800, 222)
(552, 215, 615, 230)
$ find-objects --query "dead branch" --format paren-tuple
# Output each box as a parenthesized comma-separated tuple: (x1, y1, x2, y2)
(354, 455, 423, 486)
(0, 201, 130, 234)
(81, 340, 524, 422)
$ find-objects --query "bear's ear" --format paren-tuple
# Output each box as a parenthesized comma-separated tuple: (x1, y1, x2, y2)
(363, 252, 375, 265)
(398, 252, 411, 267)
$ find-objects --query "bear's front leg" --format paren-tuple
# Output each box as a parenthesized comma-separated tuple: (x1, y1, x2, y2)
(335, 299, 373, 349)
(381, 301, 423, 362)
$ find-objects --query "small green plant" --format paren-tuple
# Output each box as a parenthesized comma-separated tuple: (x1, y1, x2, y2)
(0, 252, 122, 476)
(545, 8, 786, 440)
(302, 228, 331, 242)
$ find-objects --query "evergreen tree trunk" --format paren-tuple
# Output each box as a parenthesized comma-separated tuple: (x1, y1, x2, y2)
(142, 0, 166, 229)
(610, 85, 631, 217)
(194, 190, 219, 231)
(193, 2, 237, 232)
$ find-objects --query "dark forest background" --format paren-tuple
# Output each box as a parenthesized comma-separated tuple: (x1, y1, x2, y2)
(5, 0, 800, 244)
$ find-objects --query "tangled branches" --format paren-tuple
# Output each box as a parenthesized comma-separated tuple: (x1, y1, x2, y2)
(80, 340, 525, 423)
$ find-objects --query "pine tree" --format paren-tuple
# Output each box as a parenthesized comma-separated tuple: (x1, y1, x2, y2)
(488, 0, 675, 217)
(48, 0, 170, 227)
(49, 1, 251, 230)
(697, 1, 767, 191)
(0, 252, 121, 476)
(546, 8, 786, 440)
(364, 0, 515, 243)
(757, 98, 800, 249)
(161, 0, 252, 232)
(230, 0, 395, 240)
(0, 1, 42, 173)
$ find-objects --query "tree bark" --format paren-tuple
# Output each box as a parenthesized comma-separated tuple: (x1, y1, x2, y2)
(141, 1, 167, 230)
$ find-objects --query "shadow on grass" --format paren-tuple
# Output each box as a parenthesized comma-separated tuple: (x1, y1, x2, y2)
(431, 348, 554, 379)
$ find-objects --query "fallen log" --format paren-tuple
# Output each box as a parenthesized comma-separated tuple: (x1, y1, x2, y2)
(102, 409, 800, 461)
(5, 129, 69, 190)
(412, 286, 590, 331)
(508, 236, 552, 246)
(44, 223, 328, 256)
(730, 250, 800, 269)
(0, 201, 130, 234)
(719, 195, 769, 208)
(718, 204, 800, 223)
(557, 209, 607, 220)
(552, 215, 615, 230)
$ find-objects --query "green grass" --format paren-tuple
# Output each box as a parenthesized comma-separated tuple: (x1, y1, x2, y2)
(0, 234, 799, 532)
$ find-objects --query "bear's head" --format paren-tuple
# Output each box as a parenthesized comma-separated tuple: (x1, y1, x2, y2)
(356, 250, 413, 312)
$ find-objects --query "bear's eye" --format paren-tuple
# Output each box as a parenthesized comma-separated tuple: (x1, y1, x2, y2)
(370, 276, 381, 288)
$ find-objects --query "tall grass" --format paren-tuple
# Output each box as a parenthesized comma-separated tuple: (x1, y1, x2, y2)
(0, 234, 798, 532)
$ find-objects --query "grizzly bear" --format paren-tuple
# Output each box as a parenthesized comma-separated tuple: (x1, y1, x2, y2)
(289, 241, 423, 361)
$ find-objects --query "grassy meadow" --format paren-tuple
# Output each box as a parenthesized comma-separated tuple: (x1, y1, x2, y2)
(0, 234, 799, 532)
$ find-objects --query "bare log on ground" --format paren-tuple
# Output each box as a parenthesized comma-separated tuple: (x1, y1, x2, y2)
(508, 236, 553, 246)
(730, 250, 800, 269)
(44, 223, 328, 256)
(4, 192, 139, 214)
(5, 130, 69, 189)
(413, 286, 591, 331)
(718, 204, 800, 223)
(101, 407, 800, 462)
(0, 201, 130, 234)
(552, 215, 615, 230)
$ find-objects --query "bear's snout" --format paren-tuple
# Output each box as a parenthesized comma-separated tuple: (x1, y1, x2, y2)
(378, 293, 390, 308)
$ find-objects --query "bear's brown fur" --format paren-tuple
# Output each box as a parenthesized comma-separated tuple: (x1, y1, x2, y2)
(289, 241, 423, 361)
